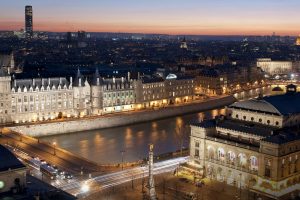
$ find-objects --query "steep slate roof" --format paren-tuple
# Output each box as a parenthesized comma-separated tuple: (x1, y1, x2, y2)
(73, 68, 85, 87)
(0, 145, 26, 172)
(142, 76, 164, 83)
(91, 68, 103, 86)
(12, 77, 70, 90)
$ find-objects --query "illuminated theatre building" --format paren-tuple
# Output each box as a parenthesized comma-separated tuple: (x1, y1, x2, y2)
(0, 68, 195, 124)
(189, 85, 300, 199)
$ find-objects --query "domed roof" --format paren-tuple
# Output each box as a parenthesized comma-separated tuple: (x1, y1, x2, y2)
(229, 92, 300, 116)
(166, 73, 177, 80)
(230, 99, 281, 115)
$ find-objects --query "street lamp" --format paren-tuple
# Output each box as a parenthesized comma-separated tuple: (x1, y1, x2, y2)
(120, 150, 125, 170)
(52, 142, 56, 155)
(81, 182, 90, 193)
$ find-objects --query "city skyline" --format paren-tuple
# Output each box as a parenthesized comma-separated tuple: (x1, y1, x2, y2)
(0, 0, 300, 36)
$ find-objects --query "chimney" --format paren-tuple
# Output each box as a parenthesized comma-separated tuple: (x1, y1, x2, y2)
(14, 79, 16, 87)
(121, 77, 124, 83)
(59, 77, 62, 85)
(127, 72, 131, 80)
(70, 77, 73, 85)
(79, 78, 82, 87)
(113, 77, 115, 83)
(97, 77, 100, 86)
(48, 78, 51, 85)
(33, 79, 35, 86)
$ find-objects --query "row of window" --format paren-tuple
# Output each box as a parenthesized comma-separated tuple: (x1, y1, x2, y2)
(12, 86, 71, 93)
(11, 101, 72, 113)
(234, 114, 280, 126)
(12, 93, 73, 104)
(142, 83, 164, 89)
(103, 92, 134, 98)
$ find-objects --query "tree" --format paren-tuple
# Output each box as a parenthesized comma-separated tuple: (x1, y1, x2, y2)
(174, 123, 189, 156)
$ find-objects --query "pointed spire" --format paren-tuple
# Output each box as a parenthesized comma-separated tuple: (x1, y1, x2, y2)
(73, 68, 84, 87)
(92, 67, 101, 86)
(76, 67, 82, 78)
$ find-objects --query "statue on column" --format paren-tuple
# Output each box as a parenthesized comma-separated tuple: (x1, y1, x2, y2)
(148, 144, 157, 200)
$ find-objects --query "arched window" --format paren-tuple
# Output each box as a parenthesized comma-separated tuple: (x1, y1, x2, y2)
(236, 114, 239, 119)
(243, 116, 246, 120)
(250, 156, 258, 171)
(238, 153, 247, 167)
(218, 148, 225, 161)
(207, 146, 215, 160)
(227, 151, 236, 163)
(267, 120, 270, 124)
(251, 117, 254, 121)
(259, 118, 262, 122)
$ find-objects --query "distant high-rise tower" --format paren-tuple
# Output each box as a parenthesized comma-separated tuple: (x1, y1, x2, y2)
(25, 5, 33, 38)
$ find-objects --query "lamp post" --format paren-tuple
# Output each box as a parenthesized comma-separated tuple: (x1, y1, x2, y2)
(239, 173, 242, 199)
(52, 142, 56, 155)
(120, 150, 125, 170)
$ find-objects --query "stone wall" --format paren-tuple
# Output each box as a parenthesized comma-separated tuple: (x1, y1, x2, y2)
(9, 96, 236, 137)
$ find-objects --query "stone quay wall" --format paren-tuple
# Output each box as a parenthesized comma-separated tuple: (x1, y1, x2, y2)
(8, 96, 236, 137)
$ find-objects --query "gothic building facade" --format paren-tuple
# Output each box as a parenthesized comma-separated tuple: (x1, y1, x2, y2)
(0, 69, 196, 124)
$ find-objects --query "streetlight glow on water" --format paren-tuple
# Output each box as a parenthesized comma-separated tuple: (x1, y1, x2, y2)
(41, 109, 225, 164)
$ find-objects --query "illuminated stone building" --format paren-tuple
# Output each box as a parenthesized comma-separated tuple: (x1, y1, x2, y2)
(257, 58, 293, 76)
(91, 69, 136, 114)
(180, 37, 188, 49)
(296, 35, 300, 46)
(165, 74, 194, 104)
(0, 68, 196, 124)
(189, 86, 300, 199)
(72, 69, 91, 117)
(10, 77, 74, 123)
(196, 64, 264, 95)
(135, 76, 167, 108)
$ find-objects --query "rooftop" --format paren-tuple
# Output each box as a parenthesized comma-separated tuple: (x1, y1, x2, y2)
(229, 92, 300, 116)
(216, 119, 276, 137)
(262, 128, 300, 145)
(0, 145, 26, 172)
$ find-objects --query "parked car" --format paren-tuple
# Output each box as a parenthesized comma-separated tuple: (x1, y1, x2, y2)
(65, 173, 73, 179)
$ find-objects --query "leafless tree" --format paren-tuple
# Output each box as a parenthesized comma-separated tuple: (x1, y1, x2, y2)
(174, 124, 190, 156)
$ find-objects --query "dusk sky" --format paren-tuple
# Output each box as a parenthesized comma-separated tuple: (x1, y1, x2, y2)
(1, 0, 300, 35)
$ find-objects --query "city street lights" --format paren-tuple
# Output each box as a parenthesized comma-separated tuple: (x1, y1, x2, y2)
(81, 182, 90, 193)
(120, 150, 125, 170)
(52, 142, 56, 155)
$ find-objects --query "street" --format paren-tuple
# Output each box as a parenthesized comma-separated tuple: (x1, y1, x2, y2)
(55, 157, 188, 198)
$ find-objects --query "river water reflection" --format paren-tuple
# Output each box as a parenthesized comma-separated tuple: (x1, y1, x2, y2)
(41, 87, 272, 164)
(42, 109, 225, 164)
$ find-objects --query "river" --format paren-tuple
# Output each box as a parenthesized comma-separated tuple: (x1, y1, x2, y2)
(41, 86, 272, 164)
(41, 109, 225, 164)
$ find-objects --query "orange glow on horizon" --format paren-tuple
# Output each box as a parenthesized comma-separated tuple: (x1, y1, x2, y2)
(1, 20, 299, 36)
